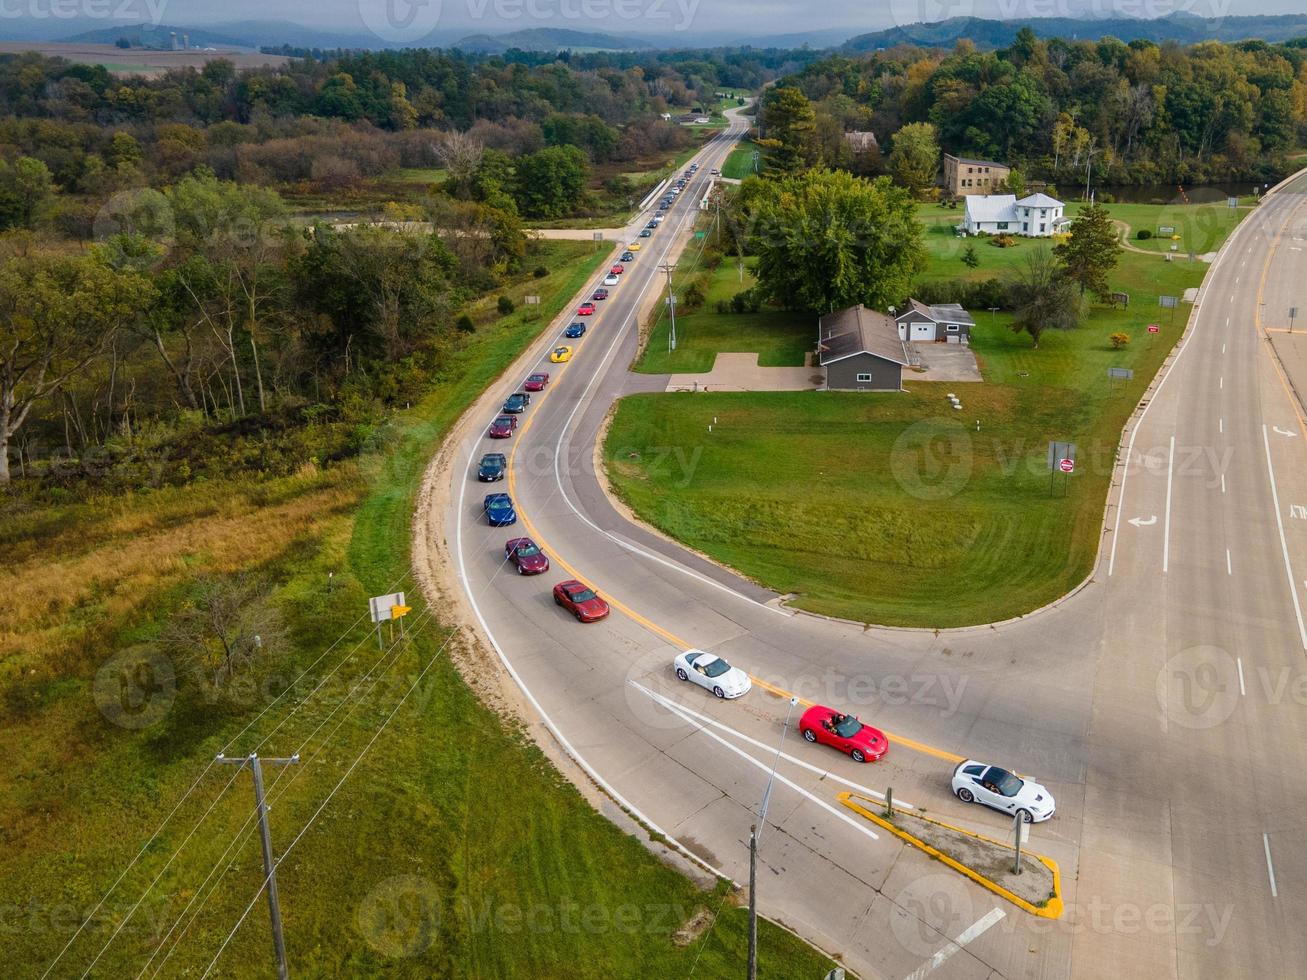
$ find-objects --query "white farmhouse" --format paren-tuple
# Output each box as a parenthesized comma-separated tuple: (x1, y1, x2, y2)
(961, 192, 1070, 238)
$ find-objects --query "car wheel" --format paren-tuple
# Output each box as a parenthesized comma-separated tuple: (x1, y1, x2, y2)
(851, 749, 866, 763)
(802, 728, 816, 743)
(957, 788, 975, 804)
(712, 686, 725, 699)
(676, 668, 688, 682)
(1016, 808, 1034, 823)
(554, 595, 562, 606)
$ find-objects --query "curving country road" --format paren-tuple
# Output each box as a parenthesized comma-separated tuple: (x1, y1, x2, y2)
(418, 107, 1307, 978)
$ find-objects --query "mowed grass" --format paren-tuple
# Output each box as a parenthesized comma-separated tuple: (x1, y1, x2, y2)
(635, 258, 812, 374)
(1, 239, 836, 978)
(721, 139, 759, 180)
(606, 202, 1244, 626)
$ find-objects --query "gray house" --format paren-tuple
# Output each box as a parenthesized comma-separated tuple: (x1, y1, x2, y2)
(895, 299, 975, 344)
(818, 305, 909, 391)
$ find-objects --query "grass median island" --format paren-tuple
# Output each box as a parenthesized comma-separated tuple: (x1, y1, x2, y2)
(605, 202, 1245, 626)
(1, 239, 835, 978)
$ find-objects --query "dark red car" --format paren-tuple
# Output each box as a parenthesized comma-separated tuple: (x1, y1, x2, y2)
(552, 580, 610, 622)
(592, 288, 609, 301)
(505, 537, 549, 575)
(577, 302, 596, 316)
(524, 372, 550, 392)
(610, 264, 624, 275)
(488, 415, 517, 439)
(799, 705, 888, 763)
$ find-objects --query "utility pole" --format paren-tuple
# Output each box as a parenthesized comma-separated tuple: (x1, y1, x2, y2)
(748, 697, 798, 980)
(217, 752, 300, 980)
(660, 263, 678, 353)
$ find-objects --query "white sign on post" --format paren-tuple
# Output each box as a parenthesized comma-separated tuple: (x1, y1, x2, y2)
(369, 592, 407, 623)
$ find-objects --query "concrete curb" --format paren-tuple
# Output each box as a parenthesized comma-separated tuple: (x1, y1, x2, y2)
(838, 792, 1064, 920)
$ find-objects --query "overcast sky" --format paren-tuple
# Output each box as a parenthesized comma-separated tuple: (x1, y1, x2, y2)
(14, 0, 1307, 41)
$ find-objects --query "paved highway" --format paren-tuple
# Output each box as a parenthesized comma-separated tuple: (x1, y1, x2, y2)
(419, 109, 1307, 978)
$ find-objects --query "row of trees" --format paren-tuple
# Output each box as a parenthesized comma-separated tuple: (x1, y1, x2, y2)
(760, 31, 1306, 186)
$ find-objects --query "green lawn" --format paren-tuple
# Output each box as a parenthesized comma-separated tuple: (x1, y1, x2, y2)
(635, 258, 811, 374)
(605, 201, 1246, 626)
(3, 239, 836, 978)
(722, 140, 761, 180)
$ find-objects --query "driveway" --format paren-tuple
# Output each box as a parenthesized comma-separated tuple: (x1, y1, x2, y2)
(664, 352, 823, 391)
(905, 342, 982, 382)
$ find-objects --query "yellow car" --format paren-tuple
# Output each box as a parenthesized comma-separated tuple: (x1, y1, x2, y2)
(628, 242, 642, 251)
(550, 346, 574, 363)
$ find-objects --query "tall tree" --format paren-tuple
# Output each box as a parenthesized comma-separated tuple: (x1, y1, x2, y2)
(887, 122, 940, 200)
(1006, 247, 1081, 349)
(1055, 202, 1121, 298)
(757, 86, 819, 174)
(746, 169, 925, 313)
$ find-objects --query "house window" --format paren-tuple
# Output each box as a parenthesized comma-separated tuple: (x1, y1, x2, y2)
(1040, 224, 1046, 232)
(947, 324, 959, 332)
(856, 373, 873, 382)
(997, 221, 1008, 230)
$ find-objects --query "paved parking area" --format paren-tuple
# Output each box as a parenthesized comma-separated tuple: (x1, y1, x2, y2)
(907, 342, 982, 382)
(665, 353, 823, 392)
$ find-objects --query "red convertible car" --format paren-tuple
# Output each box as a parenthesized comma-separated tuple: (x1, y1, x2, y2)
(524, 372, 550, 392)
(799, 705, 888, 763)
(552, 580, 610, 622)
(504, 537, 550, 575)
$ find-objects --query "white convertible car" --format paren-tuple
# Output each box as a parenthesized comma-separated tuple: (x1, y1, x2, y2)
(951, 760, 1056, 823)
(672, 649, 752, 699)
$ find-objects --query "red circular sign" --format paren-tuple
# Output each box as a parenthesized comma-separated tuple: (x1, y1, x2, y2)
(1147, 324, 1160, 334)
(1059, 458, 1075, 473)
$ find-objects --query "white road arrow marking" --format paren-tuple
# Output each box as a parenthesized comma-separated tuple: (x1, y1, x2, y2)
(1273, 426, 1298, 437)
(1129, 515, 1158, 527)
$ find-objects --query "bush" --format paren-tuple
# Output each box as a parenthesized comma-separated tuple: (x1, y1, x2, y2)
(717, 286, 762, 314)
(456, 314, 475, 333)
(1136, 228, 1152, 240)
(911, 276, 1009, 312)
(990, 233, 1017, 248)
(533, 265, 549, 278)
(1110, 332, 1130, 349)
(497, 295, 515, 315)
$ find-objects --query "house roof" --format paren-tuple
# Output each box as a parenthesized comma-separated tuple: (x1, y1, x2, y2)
(1016, 192, 1063, 208)
(902, 298, 975, 326)
(818, 305, 909, 367)
(963, 194, 1016, 224)
(947, 153, 1009, 169)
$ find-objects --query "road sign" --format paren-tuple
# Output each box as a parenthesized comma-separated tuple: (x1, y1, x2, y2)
(1059, 458, 1075, 474)
(369, 592, 406, 623)
(1159, 296, 1178, 309)
(1228, 197, 1239, 208)
(1047, 441, 1077, 471)
(592, 231, 604, 241)
(1159, 225, 1174, 235)
(1147, 324, 1160, 334)
(1108, 367, 1133, 380)
(524, 295, 540, 306)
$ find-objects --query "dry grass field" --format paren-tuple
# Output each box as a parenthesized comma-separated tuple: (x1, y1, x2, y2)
(0, 41, 289, 75)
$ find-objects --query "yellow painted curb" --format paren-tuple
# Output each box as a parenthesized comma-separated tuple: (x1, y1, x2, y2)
(837, 792, 1063, 920)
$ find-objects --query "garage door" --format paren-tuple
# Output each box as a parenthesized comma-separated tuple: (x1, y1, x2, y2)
(912, 323, 933, 340)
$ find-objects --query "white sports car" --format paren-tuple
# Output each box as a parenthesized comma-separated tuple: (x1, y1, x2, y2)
(603, 274, 620, 285)
(673, 649, 751, 699)
(951, 760, 1056, 823)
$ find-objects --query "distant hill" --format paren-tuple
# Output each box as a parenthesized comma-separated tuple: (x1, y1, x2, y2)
(452, 28, 655, 53)
(62, 24, 254, 50)
(843, 12, 1307, 51)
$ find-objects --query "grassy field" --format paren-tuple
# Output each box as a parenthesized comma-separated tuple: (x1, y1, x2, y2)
(1, 239, 835, 978)
(635, 258, 811, 374)
(722, 140, 760, 180)
(605, 201, 1245, 626)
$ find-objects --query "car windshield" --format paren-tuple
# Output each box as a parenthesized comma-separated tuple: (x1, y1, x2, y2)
(570, 588, 596, 603)
(991, 769, 1023, 797)
(489, 499, 510, 510)
(833, 716, 863, 739)
(702, 658, 731, 678)
(516, 544, 539, 557)
(529, 375, 544, 382)
(555, 349, 567, 356)
(480, 459, 500, 470)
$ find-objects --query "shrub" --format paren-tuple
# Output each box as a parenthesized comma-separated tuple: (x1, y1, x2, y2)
(1136, 228, 1152, 240)
(911, 276, 1009, 312)
(456, 314, 475, 333)
(533, 265, 549, 278)
(1110, 332, 1130, 349)
(990, 233, 1017, 248)
(497, 295, 515, 315)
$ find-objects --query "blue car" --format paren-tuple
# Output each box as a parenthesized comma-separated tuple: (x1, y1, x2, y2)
(503, 392, 530, 413)
(478, 453, 507, 482)
(484, 493, 517, 526)
(621, 251, 635, 262)
(564, 321, 586, 338)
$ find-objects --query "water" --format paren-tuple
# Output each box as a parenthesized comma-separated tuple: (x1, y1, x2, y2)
(1085, 182, 1270, 205)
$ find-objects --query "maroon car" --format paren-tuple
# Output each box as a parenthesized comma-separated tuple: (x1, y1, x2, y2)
(505, 537, 550, 575)
(592, 288, 609, 301)
(524, 372, 550, 392)
(799, 705, 888, 763)
(488, 415, 517, 439)
(553, 580, 610, 622)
